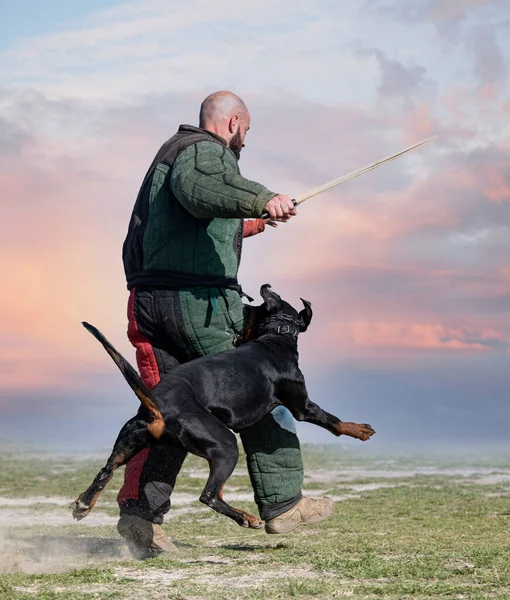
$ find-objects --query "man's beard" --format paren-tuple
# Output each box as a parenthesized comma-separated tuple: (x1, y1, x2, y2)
(229, 128, 243, 160)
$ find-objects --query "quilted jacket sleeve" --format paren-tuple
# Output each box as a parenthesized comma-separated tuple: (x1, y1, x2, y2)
(170, 141, 275, 219)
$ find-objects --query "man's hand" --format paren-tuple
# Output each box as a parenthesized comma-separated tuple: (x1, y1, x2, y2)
(263, 194, 297, 220)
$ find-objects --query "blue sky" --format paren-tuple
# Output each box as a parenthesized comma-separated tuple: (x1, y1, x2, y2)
(0, 1, 121, 49)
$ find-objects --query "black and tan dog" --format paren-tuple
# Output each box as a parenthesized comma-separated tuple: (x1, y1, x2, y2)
(71, 285, 375, 528)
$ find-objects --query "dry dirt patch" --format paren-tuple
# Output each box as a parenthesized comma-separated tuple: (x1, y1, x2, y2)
(0, 508, 117, 527)
(0, 496, 72, 507)
(196, 567, 322, 588)
(114, 564, 327, 591)
(0, 530, 129, 574)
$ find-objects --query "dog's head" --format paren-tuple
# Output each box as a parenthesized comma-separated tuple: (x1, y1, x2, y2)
(234, 284, 312, 346)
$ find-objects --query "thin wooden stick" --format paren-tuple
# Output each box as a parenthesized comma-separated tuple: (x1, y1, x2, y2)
(295, 135, 438, 206)
(260, 135, 437, 219)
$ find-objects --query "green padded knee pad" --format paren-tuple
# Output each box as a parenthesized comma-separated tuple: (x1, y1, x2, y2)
(240, 407, 304, 510)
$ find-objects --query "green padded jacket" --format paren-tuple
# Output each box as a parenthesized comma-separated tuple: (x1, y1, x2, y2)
(122, 125, 275, 290)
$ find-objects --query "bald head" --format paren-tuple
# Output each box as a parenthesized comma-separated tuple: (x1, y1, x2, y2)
(199, 91, 250, 158)
(199, 91, 248, 127)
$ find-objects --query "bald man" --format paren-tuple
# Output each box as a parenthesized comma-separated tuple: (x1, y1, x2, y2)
(118, 91, 333, 558)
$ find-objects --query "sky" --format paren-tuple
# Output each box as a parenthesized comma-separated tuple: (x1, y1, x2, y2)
(0, 0, 509, 451)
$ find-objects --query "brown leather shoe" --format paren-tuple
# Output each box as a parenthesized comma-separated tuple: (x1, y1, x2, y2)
(117, 514, 177, 559)
(265, 497, 334, 534)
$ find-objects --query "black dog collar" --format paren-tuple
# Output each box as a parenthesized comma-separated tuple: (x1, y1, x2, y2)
(257, 314, 300, 339)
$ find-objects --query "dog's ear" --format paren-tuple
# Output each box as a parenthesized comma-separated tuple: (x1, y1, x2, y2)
(260, 284, 283, 312)
(298, 298, 313, 332)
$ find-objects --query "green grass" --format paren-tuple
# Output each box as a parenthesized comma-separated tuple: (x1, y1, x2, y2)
(0, 446, 509, 599)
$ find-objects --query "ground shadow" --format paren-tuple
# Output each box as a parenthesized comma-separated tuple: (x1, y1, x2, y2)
(218, 542, 281, 552)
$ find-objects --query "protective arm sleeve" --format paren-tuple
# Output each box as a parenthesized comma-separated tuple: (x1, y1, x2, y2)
(243, 219, 266, 237)
(170, 142, 276, 219)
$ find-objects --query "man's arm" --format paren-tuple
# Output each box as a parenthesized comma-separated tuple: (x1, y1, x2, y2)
(170, 141, 275, 219)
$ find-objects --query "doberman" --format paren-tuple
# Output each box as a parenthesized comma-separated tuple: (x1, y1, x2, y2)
(70, 284, 376, 529)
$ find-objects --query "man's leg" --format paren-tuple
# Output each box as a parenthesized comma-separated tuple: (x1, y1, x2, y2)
(240, 406, 303, 520)
(117, 441, 187, 558)
(117, 288, 189, 558)
(241, 407, 333, 533)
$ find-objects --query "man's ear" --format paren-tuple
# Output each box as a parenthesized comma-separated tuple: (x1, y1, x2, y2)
(298, 298, 313, 332)
(229, 113, 239, 134)
(260, 284, 283, 312)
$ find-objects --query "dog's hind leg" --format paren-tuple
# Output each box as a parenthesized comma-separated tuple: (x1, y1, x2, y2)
(70, 417, 151, 520)
(180, 414, 264, 529)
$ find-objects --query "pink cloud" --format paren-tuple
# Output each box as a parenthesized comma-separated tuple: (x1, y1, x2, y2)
(293, 316, 507, 367)
(0, 340, 105, 394)
(445, 160, 510, 204)
(426, 0, 493, 22)
(0, 123, 143, 392)
(483, 165, 510, 203)
(477, 82, 498, 104)
(402, 104, 437, 142)
(343, 321, 501, 351)
(500, 266, 510, 279)
(441, 89, 470, 120)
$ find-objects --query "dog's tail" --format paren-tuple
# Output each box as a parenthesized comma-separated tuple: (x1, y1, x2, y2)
(82, 322, 165, 439)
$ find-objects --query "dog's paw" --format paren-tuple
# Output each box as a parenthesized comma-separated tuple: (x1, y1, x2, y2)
(356, 423, 376, 441)
(70, 498, 91, 520)
(240, 513, 265, 529)
(337, 421, 376, 441)
(249, 518, 265, 529)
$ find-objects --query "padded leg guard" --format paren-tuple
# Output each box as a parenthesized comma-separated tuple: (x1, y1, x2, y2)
(240, 406, 304, 522)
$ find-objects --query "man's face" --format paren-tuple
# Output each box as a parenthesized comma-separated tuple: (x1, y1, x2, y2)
(229, 114, 250, 160)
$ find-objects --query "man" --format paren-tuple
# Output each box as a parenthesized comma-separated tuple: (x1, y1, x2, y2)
(118, 91, 333, 558)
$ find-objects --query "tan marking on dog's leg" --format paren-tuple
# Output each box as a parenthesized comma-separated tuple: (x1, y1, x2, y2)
(147, 418, 165, 439)
(217, 485, 263, 528)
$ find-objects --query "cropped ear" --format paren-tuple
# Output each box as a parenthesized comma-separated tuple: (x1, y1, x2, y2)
(298, 298, 313, 332)
(260, 284, 283, 313)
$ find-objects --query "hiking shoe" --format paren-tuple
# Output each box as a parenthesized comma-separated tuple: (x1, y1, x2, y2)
(117, 514, 177, 559)
(265, 497, 334, 534)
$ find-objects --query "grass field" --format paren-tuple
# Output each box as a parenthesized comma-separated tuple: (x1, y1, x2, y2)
(0, 443, 509, 599)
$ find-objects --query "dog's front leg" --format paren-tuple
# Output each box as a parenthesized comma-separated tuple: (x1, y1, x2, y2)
(70, 417, 151, 520)
(303, 402, 376, 441)
(281, 380, 376, 441)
